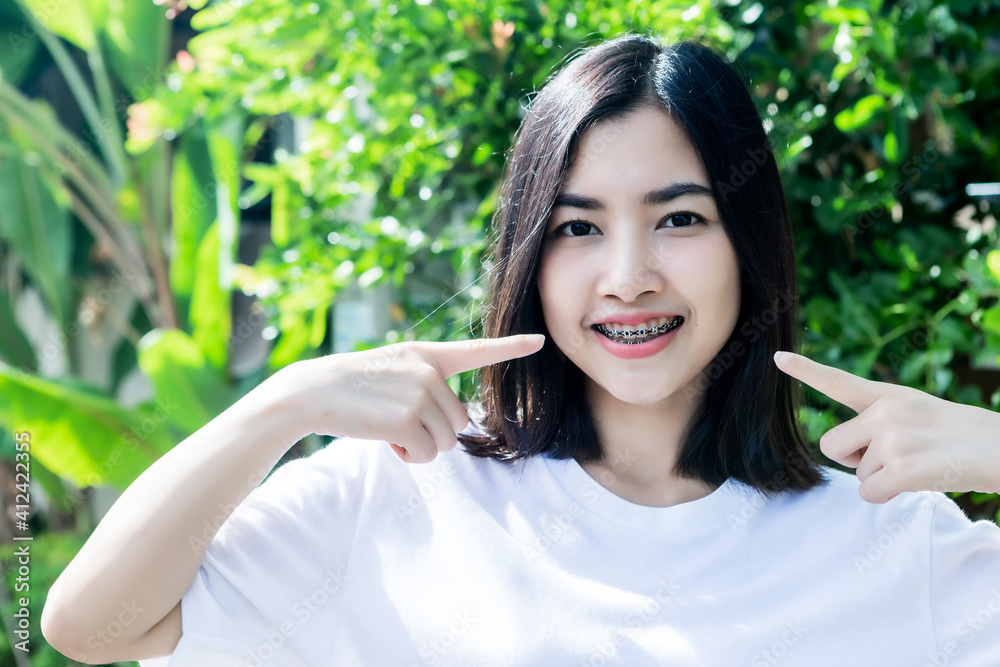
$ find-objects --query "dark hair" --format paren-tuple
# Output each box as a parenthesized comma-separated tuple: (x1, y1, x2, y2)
(459, 33, 825, 495)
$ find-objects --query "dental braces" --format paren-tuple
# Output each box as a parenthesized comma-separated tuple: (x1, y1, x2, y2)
(595, 317, 683, 338)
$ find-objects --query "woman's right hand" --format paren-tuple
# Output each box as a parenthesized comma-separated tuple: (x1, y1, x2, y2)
(42, 333, 544, 663)
(276, 334, 546, 463)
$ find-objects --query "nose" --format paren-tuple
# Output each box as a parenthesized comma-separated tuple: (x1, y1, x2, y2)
(595, 228, 665, 302)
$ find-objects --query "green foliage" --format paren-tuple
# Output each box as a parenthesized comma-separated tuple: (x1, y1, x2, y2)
(745, 1, 1000, 412)
(0, 7, 999, 662)
(139, 0, 1000, 515)
(142, 0, 741, 363)
(0, 362, 176, 488)
(136, 327, 237, 432)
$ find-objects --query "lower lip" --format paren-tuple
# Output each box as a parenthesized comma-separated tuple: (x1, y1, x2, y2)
(592, 323, 682, 359)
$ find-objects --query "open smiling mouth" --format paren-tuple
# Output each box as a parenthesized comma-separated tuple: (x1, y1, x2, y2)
(593, 316, 685, 344)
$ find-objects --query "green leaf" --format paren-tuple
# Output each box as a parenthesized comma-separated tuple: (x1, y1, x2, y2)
(99, 0, 169, 98)
(0, 149, 73, 324)
(0, 290, 35, 371)
(834, 94, 886, 132)
(0, 3, 42, 85)
(271, 179, 290, 246)
(170, 124, 217, 300)
(818, 7, 871, 24)
(987, 250, 1000, 286)
(20, 0, 108, 52)
(309, 303, 329, 348)
(884, 131, 898, 163)
(206, 112, 241, 289)
(189, 223, 232, 370)
(983, 307, 1000, 338)
(0, 362, 172, 489)
(270, 314, 311, 369)
(190, 1, 240, 30)
(26, 453, 78, 513)
(785, 134, 813, 163)
(137, 328, 234, 433)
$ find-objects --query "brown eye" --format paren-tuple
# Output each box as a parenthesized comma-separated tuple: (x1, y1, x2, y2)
(661, 212, 704, 228)
(551, 220, 597, 237)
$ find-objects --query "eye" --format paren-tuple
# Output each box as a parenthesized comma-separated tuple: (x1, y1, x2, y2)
(552, 220, 598, 237)
(660, 212, 705, 228)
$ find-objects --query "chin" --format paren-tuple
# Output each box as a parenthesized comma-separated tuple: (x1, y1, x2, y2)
(592, 379, 683, 407)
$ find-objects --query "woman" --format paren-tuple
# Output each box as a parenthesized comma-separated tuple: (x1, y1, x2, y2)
(42, 34, 1000, 666)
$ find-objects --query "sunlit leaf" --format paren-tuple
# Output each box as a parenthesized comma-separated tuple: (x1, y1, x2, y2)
(0, 362, 173, 489)
(100, 0, 169, 97)
(834, 94, 886, 132)
(21, 0, 108, 52)
(137, 328, 235, 433)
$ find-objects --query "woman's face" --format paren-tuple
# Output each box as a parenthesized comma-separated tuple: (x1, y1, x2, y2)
(537, 104, 742, 408)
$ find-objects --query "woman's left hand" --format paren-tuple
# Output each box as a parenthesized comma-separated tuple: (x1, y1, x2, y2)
(774, 351, 1000, 503)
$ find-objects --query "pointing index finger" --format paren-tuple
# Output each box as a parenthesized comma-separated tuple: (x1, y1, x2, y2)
(773, 351, 887, 413)
(426, 334, 546, 378)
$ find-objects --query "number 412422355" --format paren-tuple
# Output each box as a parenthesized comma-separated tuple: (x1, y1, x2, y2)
(14, 432, 30, 528)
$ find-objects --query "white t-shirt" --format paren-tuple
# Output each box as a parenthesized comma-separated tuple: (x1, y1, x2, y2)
(141, 437, 1000, 667)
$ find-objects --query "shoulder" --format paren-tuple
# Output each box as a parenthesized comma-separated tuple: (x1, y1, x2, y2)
(770, 467, 943, 519)
(728, 467, 980, 549)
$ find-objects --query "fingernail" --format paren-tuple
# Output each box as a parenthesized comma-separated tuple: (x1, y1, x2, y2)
(774, 351, 792, 364)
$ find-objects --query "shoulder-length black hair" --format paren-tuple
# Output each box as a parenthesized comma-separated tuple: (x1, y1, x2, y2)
(459, 33, 825, 495)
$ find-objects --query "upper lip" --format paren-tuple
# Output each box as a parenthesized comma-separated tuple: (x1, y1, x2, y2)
(591, 312, 683, 326)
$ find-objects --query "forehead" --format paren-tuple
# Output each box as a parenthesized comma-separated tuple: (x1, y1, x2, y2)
(563, 105, 708, 194)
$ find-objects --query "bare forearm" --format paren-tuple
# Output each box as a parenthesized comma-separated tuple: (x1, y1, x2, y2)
(42, 367, 305, 660)
(41, 335, 545, 661)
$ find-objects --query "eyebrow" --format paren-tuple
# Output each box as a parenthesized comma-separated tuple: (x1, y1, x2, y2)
(552, 182, 715, 211)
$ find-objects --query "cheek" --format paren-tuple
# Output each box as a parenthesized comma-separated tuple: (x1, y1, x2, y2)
(670, 239, 741, 325)
(714, 247, 743, 328)
(536, 252, 591, 351)
(536, 253, 567, 326)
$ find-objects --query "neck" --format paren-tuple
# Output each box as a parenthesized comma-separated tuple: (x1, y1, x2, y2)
(576, 381, 718, 507)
